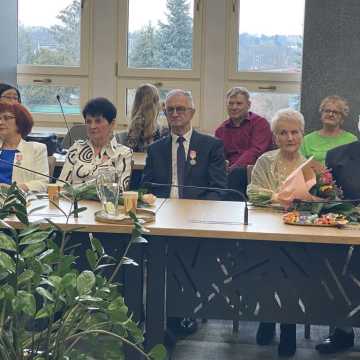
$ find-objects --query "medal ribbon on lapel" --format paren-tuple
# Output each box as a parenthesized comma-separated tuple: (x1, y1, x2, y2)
(15, 153, 23, 165)
(189, 149, 197, 166)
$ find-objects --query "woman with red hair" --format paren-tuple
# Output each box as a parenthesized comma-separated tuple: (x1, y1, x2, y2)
(0, 100, 48, 192)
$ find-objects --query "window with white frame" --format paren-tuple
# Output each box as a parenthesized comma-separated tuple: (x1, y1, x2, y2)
(117, 0, 202, 127)
(17, 0, 90, 124)
(227, 0, 305, 121)
(118, 78, 201, 128)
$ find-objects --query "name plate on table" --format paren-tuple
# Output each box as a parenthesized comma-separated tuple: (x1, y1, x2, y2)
(95, 207, 155, 225)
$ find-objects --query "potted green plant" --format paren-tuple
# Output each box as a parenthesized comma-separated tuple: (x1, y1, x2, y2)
(0, 183, 166, 360)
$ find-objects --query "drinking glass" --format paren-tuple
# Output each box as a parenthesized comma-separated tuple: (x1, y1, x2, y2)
(96, 169, 122, 216)
(123, 191, 139, 214)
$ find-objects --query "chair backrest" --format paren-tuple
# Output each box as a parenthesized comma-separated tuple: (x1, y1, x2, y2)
(48, 155, 56, 178)
(62, 124, 87, 149)
(115, 130, 128, 145)
(246, 164, 254, 184)
(227, 166, 248, 201)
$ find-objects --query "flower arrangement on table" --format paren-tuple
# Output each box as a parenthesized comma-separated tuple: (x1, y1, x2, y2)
(283, 168, 360, 226)
(249, 155, 360, 226)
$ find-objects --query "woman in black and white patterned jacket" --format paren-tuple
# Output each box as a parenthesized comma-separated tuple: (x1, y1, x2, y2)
(59, 97, 132, 190)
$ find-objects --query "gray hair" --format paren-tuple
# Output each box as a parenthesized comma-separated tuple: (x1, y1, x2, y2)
(226, 86, 250, 101)
(271, 108, 305, 133)
(319, 95, 350, 118)
(165, 89, 195, 108)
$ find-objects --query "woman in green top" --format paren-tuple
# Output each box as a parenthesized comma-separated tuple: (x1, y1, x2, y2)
(300, 95, 357, 164)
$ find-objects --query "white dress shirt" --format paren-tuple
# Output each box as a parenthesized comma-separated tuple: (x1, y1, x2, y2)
(170, 128, 193, 198)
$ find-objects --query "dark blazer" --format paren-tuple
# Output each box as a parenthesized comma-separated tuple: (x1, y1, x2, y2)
(142, 130, 227, 200)
(326, 141, 360, 200)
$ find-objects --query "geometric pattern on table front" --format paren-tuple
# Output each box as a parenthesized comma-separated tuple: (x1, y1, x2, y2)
(166, 237, 360, 326)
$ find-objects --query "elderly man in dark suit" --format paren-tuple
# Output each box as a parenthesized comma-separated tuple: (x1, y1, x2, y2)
(142, 89, 227, 337)
(142, 89, 227, 200)
(316, 140, 360, 354)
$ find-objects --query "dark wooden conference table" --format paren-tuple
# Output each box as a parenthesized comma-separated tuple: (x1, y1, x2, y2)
(10, 197, 360, 356)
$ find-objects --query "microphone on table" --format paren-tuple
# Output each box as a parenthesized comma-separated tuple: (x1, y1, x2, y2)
(0, 158, 79, 218)
(143, 182, 249, 225)
(56, 94, 73, 148)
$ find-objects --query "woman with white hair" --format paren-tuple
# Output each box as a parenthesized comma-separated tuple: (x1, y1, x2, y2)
(247, 108, 307, 205)
(247, 108, 306, 357)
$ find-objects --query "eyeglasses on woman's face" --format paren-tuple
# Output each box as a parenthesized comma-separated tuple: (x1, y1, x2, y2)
(0, 89, 20, 103)
(1, 95, 19, 101)
(0, 113, 16, 122)
(321, 109, 342, 116)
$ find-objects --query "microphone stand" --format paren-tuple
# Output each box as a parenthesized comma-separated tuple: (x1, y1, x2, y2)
(144, 182, 249, 225)
(0, 158, 79, 218)
(56, 94, 73, 148)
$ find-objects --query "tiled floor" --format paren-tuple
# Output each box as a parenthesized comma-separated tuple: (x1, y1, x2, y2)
(172, 321, 360, 360)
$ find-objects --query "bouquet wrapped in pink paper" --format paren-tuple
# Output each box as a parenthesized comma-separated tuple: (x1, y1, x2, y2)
(282, 161, 360, 224)
(275, 157, 318, 208)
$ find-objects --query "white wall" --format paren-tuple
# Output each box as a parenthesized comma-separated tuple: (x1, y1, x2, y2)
(91, 0, 117, 102)
(200, 0, 227, 132)
(0, 0, 18, 85)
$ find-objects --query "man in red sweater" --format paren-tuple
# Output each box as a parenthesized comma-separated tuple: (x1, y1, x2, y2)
(215, 87, 273, 172)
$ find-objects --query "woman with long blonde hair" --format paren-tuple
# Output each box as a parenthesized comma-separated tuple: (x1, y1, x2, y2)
(126, 83, 163, 152)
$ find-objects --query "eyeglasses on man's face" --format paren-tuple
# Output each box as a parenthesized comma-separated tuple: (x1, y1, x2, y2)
(322, 109, 342, 116)
(165, 106, 193, 115)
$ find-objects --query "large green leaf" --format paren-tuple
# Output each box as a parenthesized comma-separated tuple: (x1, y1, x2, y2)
(36, 249, 54, 261)
(13, 207, 29, 225)
(149, 344, 167, 360)
(0, 287, 5, 300)
(0, 271, 9, 281)
(69, 206, 87, 217)
(12, 291, 36, 316)
(107, 296, 125, 312)
(0, 251, 16, 273)
(2, 284, 15, 301)
(90, 236, 105, 256)
(19, 230, 53, 245)
(48, 275, 62, 290)
(62, 272, 77, 289)
(77, 270, 96, 295)
(21, 242, 46, 258)
(0, 233, 16, 252)
(107, 296, 128, 322)
(36, 287, 55, 302)
(35, 304, 55, 320)
(76, 295, 103, 302)
(18, 270, 35, 285)
(124, 320, 144, 344)
(19, 225, 42, 238)
(86, 249, 98, 270)
(57, 255, 77, 275)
